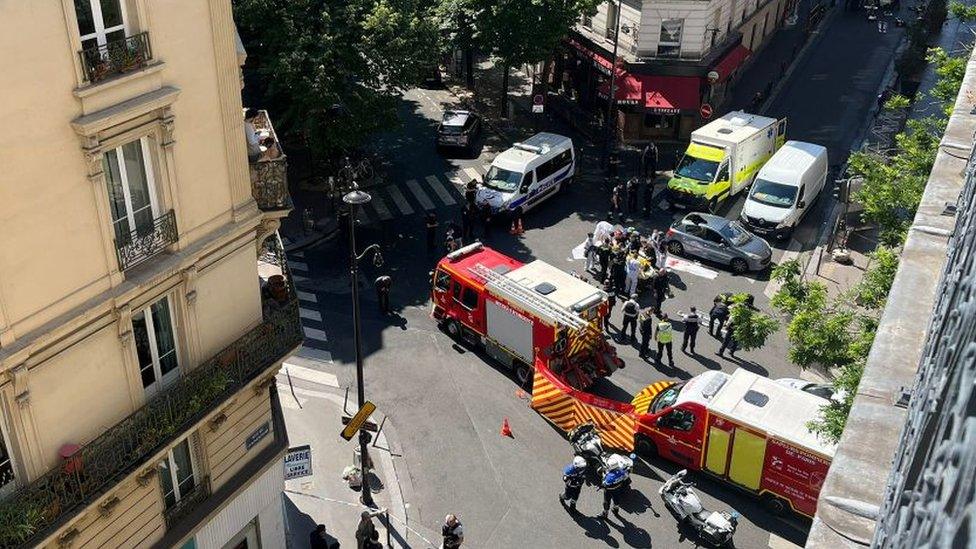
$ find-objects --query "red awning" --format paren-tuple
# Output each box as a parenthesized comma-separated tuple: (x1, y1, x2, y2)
(597, 71, 644, 105)
(567, 38, 614, 74)
(711, 45, 751, 83)
(643, 76, 701, 113)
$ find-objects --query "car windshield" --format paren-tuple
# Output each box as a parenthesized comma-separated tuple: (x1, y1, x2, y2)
(484, 166, 522, 192)
(440, 125, 464, 135)
(719, 221, 751, 246)
(750, 178, 797, 208)
(675, 155, 719, 183)
(650, 384, 684, 413)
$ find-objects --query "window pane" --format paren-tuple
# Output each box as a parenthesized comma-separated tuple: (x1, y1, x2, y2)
(172, 440, 195, 494)
(661, 20, 683, 43)
(121, 141, 154, 231)
(103, 149, 131, 242)
(74, 0, 96, 37)
(132, 311, 156, 388)
(158, 456, 176, 508)
(0, 432, 14, 488)
(99, 0, 124, 29)
(150, 298, 178, 376)
(105, 28, 126, 43)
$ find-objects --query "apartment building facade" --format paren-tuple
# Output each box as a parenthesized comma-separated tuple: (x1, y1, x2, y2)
(566, 0, 794, 140)
(0, 1, 299, 548)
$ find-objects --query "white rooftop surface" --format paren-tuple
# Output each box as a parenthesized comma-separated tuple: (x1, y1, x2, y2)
(707, 369, 837, 458)
(693, 111, 778, 144)
(676, 370, 731, 407)
(758, 140, 827, 185)
(492, 132, 572, 171)
(499, 260, 604, 311)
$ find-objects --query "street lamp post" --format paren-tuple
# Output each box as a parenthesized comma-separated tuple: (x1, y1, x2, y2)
(603, 0, 624, 173)
(343, 183, 383, 508)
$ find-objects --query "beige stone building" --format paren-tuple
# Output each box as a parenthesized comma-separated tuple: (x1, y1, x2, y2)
(0, 1, 299, 547)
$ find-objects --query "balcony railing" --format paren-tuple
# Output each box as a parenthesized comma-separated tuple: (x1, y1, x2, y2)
(0, 298, 302, 547)
(162, 477, 211, 530)
(115, 209, 178, 272)
(79, 32, 153, 84)
(248, 110, 291, 212)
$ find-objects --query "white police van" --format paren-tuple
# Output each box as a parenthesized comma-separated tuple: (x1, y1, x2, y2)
(476, 133, 575, 215)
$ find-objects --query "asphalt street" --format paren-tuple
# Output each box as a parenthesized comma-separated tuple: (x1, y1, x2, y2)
(282, 11, 905, 545)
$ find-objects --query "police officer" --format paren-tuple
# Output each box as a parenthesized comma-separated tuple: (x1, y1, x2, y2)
(559, 456, 587, 510)
(375, 275, 392, 314)
(709, 296, 730, 337)
(656, 313, 674, 367)
(641, 176, 655, 216)
(442, 514, 464, 549)
(598, 468, 625, 519)
(638, 307, 655, 359)
(718, 320, 739, 358)
(681, 307, 700, 354)
(621, 294, 640, 342)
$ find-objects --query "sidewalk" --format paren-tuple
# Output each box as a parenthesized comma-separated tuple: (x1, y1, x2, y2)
(277, 362, 441, 549)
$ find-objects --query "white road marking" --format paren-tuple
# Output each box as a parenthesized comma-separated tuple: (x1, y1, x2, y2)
(288, 260, 308, 272)
(426, 175, 457, 206)
(299, 307, 322, 322)
(296, 290, 318, 303)
(292, 250, 305, 258)
(462, 167, 481, 182)
(406, 179, 436, 210)
(295, 346, 334, 363)
(302, 326, 328, 342)
(665, 257, 719, 280)
(370, 193, 394, 220)
(292, 273, 309, 282)
(282, 363, 340, 388)
(768, 533, 803, 549)
(387, 185, 415, 216)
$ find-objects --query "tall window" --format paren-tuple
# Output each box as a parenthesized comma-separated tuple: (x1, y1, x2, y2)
(133, 295, 179, 395)
(0, 430, 15, 494)
(103, 139, 159, 245)
(657, 19, 684, 58)
(74, 0, 128, 51)
(158, 439, 196, 509)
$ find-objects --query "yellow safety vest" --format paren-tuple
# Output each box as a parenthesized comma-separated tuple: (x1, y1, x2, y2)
(657, 321, 673, 343)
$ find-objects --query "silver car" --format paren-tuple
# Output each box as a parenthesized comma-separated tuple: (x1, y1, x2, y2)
(664, 213, 772, 274)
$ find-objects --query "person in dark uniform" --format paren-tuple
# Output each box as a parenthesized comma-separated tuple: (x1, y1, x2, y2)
(442, 514, 464, 548)
(465, 180, 477, 206)
(375, 275, 392, 313)
(652, 268, 670, 309)
(641, 142, 658, 177)
(603, 280, 616, 333)
(461, 204, 474, 241)
(718, 320, 739, 358)
(597, 238, 611, 282)
(309, 525, 334, 549)
(480, 204, 493, 240)
(638, 307, 655, 359)
(626, 177, 639, 213)
(621, 294, 640, 343)
(559, 456, 588, 511)
(610, 246, 627, 295)
(641, 176, 655, 216)
(681, 307, 700, 354)
(425, 213, 439, 252)
(709, 296, 730, 337)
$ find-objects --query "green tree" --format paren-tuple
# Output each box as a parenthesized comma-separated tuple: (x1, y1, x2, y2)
(437, 0, 485, 88)
(234, 0, 440, 155)
(851, 246, 900, 309)
(728, 294, 778, 351)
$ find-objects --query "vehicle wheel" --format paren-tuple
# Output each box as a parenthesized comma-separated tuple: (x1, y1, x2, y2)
(761, 494, 789, 516)
(634, 434, 658, 458)
(730, 258, 749, 275)
(514, 361, 532, 387)
(707, 198, 720, 214)
(666, 241, 684, 256)
(445, 319, 462, 340)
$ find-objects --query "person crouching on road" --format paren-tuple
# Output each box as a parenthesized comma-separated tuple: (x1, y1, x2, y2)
(559, 456, 588, 511)
(441, 514, 464, 549)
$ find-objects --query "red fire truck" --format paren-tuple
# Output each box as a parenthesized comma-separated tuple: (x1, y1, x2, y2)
(632, 369, 832, 516)
(431, 243, 622, 389)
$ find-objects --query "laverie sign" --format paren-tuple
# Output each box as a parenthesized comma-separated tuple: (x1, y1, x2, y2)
(284, 445, 312, 480)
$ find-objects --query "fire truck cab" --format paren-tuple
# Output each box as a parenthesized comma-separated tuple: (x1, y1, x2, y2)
(431, 242, 620, 388)
(630, 369, 835, 517)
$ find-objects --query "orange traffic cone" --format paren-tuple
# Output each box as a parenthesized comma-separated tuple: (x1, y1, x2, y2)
(515, 218, 524, 235)
(500, 418, 513, 437)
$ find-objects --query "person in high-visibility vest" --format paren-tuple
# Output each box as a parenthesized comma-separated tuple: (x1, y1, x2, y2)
(655, 313, 674, 367)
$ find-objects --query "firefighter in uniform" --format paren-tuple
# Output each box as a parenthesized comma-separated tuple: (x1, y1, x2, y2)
(559, 456, 587, 510)
(655, 313, 674, 367)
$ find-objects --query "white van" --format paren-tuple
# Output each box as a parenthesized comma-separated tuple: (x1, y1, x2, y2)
(476, 132, 575, 215)
(740, 140, 828, 239)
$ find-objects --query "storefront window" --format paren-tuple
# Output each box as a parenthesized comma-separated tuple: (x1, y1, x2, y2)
(643, 113, 675, 129)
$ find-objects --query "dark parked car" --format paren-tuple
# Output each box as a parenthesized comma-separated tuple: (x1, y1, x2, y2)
(436, 110, 482, 155)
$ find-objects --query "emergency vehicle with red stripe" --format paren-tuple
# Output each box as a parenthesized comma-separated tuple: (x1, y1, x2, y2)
(431, 242, 622, 390)
(431, 244, 833, 519)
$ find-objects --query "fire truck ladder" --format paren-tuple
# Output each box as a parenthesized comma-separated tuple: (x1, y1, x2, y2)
(470, 263, 587, 331)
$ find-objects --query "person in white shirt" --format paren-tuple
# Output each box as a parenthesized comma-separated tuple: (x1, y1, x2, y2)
(244, 108, 262, 162)
(584, 232, 597, 272)
(625, 254, 640, 296)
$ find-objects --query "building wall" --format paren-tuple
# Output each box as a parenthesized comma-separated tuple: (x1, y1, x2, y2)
(0, 0, 252, 342)
(638, 0, 728, 58)
(191, 458, 285, 549)
(201, 379, 274, 491)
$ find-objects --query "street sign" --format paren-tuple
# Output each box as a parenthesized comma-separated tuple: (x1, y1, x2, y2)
(341, 415, 379, 432)
(700, 103, 714, 119)
(284, 445, 312, 480)
(340, 401, 377, 441)
(532, 94, 545, 113)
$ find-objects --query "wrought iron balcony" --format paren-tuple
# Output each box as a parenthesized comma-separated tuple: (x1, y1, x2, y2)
(0, 298, 302, 547)
(79, 32, 153, 84)
(115, 209, 178, 272)
(162, 477, 211, 530)
(248, 110, 291, 212)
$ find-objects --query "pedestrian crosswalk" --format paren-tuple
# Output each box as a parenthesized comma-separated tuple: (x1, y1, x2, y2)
(354, 165, 487, 225)
(288, 251, 333, 361)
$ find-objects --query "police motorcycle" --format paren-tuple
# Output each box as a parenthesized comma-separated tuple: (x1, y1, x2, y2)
(659, 469, 739, 548)
(568, 422, 604, 471)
